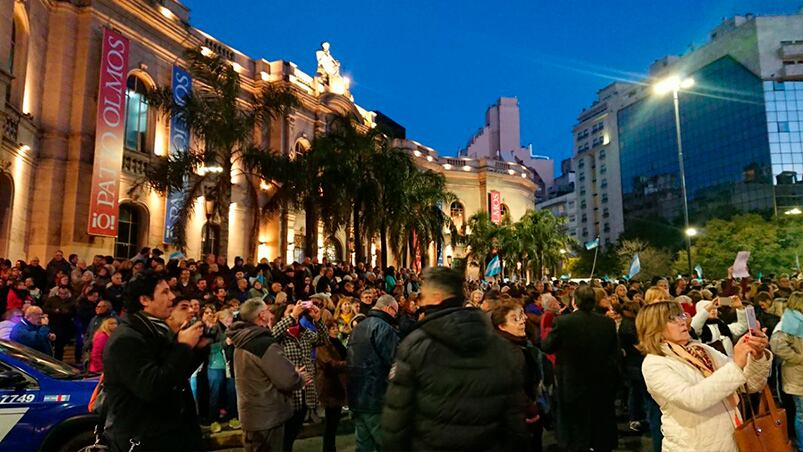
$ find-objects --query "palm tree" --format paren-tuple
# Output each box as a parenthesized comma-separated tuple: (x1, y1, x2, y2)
(388, 168, 457, 269)
(134, 47, 299, 258)
(515, 209, 573, 280)
(461, 212, 500, 276)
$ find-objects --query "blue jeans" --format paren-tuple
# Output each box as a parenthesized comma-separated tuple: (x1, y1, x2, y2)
(208, 368, 225, 421)
(794, 395, 803, 451)
(625, 365, 647, 422)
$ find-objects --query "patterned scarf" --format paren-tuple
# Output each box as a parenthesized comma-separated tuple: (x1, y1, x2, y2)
(665, 341, 742, 424)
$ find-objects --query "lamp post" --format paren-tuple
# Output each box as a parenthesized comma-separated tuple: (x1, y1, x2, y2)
(204, 196, 216, 254)
(655, 75, 695, 277)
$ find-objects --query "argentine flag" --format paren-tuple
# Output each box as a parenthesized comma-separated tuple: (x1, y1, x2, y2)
(485, 255, 502, 278)
(628, 254, 641, 280)
(584, 237, 599, 250)
(694, 264, 703, 279)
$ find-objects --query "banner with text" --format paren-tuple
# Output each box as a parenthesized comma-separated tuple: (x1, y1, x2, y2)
(489, 191, 502, 224)
(87, 28, 129, 237)
(163, 65, 192, 243)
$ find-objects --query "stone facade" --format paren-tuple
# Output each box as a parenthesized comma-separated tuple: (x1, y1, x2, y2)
(0, 0, 536, 266)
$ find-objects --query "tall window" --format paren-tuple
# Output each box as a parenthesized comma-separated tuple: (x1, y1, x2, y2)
(124, 75, 150, 152)
(115, 205, 140, 259)
(202, 223, 221, 256)
(6, 21, 15, 104)
(500, 204, 509, 219)
(449, 201, 465, 231)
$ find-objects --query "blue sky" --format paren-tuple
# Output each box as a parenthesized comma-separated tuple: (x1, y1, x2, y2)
(185, 0, 801, 174)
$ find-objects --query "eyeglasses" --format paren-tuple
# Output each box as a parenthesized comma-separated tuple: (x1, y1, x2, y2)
(668, 313, 689, 324)
(508, 313, 527, 323)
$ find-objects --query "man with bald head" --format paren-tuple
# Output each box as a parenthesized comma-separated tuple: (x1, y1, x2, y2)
(10, 306, 55, 355)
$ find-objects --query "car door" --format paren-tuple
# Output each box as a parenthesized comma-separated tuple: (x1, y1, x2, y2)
(0, 360, 42, 449)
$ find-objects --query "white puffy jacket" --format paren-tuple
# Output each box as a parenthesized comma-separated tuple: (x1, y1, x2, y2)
(642, 343, 771, 452)
(691, 300, 748, 356)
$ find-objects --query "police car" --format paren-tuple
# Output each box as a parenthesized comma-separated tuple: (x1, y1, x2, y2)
(0, 340, 99, 452)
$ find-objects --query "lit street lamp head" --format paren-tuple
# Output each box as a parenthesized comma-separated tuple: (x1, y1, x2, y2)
(685, 227, 698, 237)
(654, 75, 695, 95)
(785, 207, 802, 215)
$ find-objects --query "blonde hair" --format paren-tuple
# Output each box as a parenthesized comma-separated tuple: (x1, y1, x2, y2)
(98, 317, 118, 335)
(644, 287, 671, 304)
(788, 291, 803, 313)
(636, 301, 683, 356)
(334, 296, 355, 319)
(216, 309, 233, 322)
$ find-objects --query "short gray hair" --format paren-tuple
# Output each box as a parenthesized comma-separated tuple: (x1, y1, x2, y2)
(374, 294, 397, 310)
(239, 299, 267, 323)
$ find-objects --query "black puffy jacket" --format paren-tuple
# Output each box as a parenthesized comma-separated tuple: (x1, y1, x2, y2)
(346, 310, 399, 414)
(382, 302, 528, 451)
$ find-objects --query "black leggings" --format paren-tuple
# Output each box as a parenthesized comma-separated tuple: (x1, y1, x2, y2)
(323, 407, 343, 452)
(282, 406, 307, 452)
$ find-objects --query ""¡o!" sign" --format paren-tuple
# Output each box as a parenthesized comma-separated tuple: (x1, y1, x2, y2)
(87, 28, 129, 237)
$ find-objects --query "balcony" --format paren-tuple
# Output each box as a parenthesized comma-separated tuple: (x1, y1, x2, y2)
(781, 41, 803, 59)
(122, 150, 152, 177)
(781, 62, 803, 79)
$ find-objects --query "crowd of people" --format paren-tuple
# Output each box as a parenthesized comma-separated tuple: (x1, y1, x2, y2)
(0, 246, 802, 452)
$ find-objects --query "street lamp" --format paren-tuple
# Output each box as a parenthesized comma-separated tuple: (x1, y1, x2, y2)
(655, 74, 695, 277)
(685, 227, 698, 237)
(204, 196, 216, 254)
(785, 207, 802, 215)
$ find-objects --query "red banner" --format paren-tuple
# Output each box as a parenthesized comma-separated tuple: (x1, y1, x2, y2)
(490, 191, 502, 224)
(87, 29, 129, 236)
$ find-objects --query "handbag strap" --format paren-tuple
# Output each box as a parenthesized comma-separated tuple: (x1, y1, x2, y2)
(758, 385, 784, 422)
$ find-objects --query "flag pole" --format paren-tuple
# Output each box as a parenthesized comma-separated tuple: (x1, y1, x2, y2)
(590, 245, 599, 279)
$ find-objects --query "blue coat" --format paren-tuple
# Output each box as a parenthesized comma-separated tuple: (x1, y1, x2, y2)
(10, 319, 52, 356)
(346, 309, 399, 413)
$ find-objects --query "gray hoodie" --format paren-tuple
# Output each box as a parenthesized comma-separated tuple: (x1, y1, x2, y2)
(227, 321, 304, 431)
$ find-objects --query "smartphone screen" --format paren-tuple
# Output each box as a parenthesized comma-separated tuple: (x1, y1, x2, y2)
(744, 305, 757, 333)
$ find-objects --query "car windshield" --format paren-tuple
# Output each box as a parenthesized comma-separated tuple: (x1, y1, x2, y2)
(0, 340, 82, 379)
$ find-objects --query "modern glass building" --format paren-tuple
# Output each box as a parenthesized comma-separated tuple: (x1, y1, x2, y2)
(618, 55, 801, 226)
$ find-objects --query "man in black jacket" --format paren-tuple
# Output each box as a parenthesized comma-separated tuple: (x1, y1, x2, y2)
(542, 284, 619, 452)
(347, 294, 399, 452)
(381, 267, 527, 451)
(103, 271, 207, 452)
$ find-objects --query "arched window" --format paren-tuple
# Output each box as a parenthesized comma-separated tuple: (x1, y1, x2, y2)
(289, 138, 309, 161)
(7, 22, 15, 103)
(449, 201, 465, 231)
(115, 204, 141, 259)
(500, 204, 510, 219)
(7, 11, 29, 108)
(0, 174, 13, 256)
(124, 75, 150, 152)
(202, 222, 221, 256)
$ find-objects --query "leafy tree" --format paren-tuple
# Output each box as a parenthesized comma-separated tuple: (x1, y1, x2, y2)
(673, 213, 802, 278)
(136, 47, 299, 257)
(566, 245, 619, 279)
(616, 239, 673, 282)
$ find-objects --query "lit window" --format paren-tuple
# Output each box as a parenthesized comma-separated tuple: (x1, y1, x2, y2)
(124, 75, 150, 153)
(202, 223, 221, 256)
(115, 205, 141, 259)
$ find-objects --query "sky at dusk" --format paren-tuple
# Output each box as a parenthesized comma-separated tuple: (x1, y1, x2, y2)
(184, 0, 801, 175)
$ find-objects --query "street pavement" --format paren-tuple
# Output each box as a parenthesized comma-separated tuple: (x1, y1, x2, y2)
(212, 424, 654, 451)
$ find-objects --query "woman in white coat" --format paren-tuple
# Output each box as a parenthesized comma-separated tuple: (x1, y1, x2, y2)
(637, 301, 772, 452)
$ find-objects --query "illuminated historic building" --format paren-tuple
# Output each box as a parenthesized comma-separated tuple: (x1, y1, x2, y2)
(0, 0, 537, 265)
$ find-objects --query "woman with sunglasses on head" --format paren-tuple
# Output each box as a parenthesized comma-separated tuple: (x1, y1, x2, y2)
(637, 301, 771, 452)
